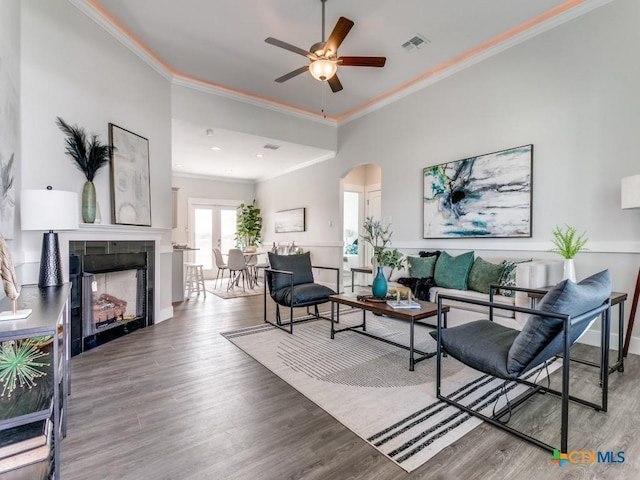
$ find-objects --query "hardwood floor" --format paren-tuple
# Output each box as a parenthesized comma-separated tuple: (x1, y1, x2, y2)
(61, 292, 640, 479)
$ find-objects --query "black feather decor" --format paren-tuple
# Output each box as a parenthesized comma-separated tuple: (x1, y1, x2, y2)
(56, 117, 113, 181)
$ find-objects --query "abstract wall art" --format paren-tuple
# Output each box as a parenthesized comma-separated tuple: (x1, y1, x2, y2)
(109, 124, 151, 226)
(423, 144, 533, 238)
(275, 208, 305, 233)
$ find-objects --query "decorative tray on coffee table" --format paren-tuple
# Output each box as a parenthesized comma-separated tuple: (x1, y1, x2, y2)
(356, 294, 395, 303)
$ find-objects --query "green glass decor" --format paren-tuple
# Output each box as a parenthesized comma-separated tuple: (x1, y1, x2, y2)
(82, 180, 96, 223)
(0, 340, 50, 398)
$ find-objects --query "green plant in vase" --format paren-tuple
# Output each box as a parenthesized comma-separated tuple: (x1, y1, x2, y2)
(56, 117, 113, 223)
(235, 200, 262, 251)
(550, 225, 588, 282)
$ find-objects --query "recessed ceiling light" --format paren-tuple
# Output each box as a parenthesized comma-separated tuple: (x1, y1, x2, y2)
(256, 153, 264, 158)
(211, 146, 221, 151)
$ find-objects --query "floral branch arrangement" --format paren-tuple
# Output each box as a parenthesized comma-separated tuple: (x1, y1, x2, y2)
(550, 225, 588, 259)
(361, 217, 405, 275)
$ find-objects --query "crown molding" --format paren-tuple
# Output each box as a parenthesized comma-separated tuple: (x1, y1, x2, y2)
(171, 77, 337, 126)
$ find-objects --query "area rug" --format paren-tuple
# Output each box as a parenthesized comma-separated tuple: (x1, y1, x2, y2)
(205, 280, 263, 299)
(221, 312, 560, 472)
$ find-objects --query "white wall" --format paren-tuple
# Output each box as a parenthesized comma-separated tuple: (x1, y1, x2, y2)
(20, 0, 174, 321)
(256, 0, 640, 351)
(171, 174, 255, 245)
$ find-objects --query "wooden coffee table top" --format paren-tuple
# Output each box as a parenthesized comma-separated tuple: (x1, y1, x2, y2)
(329, 293, 448, 321)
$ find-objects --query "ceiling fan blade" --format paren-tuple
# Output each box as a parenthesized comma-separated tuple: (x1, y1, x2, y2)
(323, 17, 354, 56)
(339, 56, 386, 67)
(275, 65, 309, 83)
(265, 37, 315, 59)
(328, 74, 343, 93)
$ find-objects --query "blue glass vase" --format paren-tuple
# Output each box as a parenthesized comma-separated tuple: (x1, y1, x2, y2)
(372, 266, 388, 298)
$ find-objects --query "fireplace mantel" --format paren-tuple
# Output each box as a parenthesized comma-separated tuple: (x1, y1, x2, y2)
(61, 224, 172, 253)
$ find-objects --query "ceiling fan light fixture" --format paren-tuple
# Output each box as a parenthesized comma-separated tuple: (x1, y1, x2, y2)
(309, 59, 337, 81)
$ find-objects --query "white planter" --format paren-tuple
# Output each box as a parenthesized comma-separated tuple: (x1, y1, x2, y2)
(563, 259, 576, 282)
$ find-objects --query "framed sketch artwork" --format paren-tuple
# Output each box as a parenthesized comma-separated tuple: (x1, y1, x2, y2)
(423, 144, 533, 238)
(275, 208, 305, 233)
(109, 124, 151, 226)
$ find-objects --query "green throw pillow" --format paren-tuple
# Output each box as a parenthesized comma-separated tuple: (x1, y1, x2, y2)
(434, 251, 475, 290)
(498, 259, 533, 297)
(467, 257, 506, 294)
(408, 256, 437, 278)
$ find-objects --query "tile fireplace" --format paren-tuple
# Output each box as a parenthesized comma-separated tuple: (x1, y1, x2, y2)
(69, 240, 155, 356)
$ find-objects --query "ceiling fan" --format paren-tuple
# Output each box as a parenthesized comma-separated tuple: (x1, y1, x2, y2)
(265, 0, 386, 93)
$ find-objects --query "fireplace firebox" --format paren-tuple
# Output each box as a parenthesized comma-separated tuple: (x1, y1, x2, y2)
(69, 241, 154, 356)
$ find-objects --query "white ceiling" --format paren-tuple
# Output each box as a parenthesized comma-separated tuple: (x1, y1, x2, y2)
(87, 0, 605, 181)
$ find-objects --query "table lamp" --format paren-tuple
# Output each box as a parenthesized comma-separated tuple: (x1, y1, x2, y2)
(20, 187, 79, 287)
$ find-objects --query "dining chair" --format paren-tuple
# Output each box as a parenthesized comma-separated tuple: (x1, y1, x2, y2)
(245, 253, 258, 288)
(212, 247, 228, 288)
(227, 248, 249, 292)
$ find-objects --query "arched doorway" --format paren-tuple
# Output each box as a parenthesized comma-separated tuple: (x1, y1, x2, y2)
(341, 164, 382, 290)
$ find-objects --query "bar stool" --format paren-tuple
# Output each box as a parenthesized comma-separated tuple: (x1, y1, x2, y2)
(184, 263, 206, 298)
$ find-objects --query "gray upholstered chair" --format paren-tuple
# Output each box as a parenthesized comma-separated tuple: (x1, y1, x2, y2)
(212, 247, 228, 288)
(430, 270, 612, 455)
(264, 252, 339, 334)
(227, 248, 249, 292)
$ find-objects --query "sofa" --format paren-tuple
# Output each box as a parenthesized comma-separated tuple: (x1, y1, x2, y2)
(386, 251, 563, 330)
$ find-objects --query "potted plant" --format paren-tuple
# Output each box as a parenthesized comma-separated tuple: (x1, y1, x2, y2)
(550, 225, 588, 281)
(236, 200, 262, 251)
(56, 117, 112, 223)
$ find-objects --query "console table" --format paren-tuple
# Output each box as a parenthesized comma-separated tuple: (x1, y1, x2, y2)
(0, 284, 71, 480)
(528, 289, 627, 375)
(350, 266, 373, 292)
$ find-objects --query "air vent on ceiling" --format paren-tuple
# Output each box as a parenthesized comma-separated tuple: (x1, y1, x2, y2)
(263, 144, 280, 150)
(401, 34, 430, 53)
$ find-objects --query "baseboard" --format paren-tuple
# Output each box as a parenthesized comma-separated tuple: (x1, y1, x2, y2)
(578, 329, 640, 356)
(157, 306, 174, 323)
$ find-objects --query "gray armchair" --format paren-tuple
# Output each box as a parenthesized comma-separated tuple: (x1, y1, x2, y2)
(430, 270, 612, 455)
(264, 252, 339, 334)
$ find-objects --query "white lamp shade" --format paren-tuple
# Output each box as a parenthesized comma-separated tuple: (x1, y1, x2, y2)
(309, 59, 338, 81)
(621, 175, 640, 209)
(21, 189, 79, 231)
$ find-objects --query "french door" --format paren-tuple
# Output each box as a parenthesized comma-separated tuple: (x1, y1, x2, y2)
(188, 200, 238, 279)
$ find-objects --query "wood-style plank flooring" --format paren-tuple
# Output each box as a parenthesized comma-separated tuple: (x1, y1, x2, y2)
(60, 290, 640, 479)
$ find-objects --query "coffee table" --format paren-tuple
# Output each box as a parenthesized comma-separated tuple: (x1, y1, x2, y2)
(329, 293, 449, 371)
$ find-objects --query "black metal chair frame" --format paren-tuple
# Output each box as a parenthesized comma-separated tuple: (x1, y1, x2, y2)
(263, 265, 340, 334)
(434, 284, 611, 454)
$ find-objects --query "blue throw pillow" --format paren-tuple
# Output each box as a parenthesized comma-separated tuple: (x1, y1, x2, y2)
(433, 251, 475, 290)
(506, 270, 611, 375)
